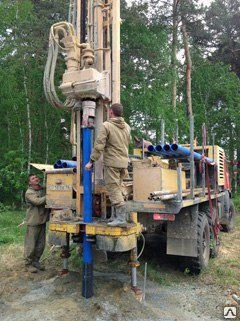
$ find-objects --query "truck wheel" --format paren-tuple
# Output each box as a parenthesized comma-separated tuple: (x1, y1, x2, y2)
(221, 200, 235, 232)
(190, 212, 210, 274)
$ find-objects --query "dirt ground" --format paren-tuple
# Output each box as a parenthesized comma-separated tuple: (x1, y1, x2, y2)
(0, 226, 240, 321)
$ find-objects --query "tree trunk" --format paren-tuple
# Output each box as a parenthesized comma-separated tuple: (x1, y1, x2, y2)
(13, 104, 24, 154)
(13, 104, 25, 206)
(23, 67, 32, 173)
(171, 0, 179, 112)
(181, 19, 193, 117)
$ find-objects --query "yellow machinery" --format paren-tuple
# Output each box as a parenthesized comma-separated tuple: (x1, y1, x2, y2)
(42, 0, 143, 298)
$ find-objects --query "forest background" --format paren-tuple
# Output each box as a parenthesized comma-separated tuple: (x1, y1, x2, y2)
(0, 0, 239, 207)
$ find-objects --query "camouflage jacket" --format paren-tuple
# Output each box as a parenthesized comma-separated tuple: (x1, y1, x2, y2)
(90, 117, 131, 168)
(25, 186, 49, 226)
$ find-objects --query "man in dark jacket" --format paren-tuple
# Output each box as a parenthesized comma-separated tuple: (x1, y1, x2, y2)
(24, 174, 49, 272)
(85, 103, 131, 226)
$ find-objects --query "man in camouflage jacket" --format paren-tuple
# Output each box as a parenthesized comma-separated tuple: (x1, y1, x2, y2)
(85, 103, 131, 226)
(24, 174, 49, 272)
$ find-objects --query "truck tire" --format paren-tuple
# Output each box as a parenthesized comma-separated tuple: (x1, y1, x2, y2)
(189, 212, 210, 274)
(221, 200, 235, 232)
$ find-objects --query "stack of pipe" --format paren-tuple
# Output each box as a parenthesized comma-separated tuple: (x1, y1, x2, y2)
(54, 159, 77, 169)
(147, 144, 214, 164)
(148, 188, 206, 201)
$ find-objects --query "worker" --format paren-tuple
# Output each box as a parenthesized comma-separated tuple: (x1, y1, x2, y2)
(24, 174, 49, 272)
(85, 103, 131, 227)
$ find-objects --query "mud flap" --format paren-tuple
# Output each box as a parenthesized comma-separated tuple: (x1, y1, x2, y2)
(167, 205, 198, 257)
(96, 234, 137, 252)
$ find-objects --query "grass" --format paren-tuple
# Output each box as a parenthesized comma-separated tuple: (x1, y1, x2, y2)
(232, 193, 240, 213)
(138, 261, 192, 286)
(0, 210, 26, 244)
(199, 214, 240, 289)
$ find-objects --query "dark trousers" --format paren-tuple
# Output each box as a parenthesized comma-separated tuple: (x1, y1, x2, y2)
(24, 224, 46, 265)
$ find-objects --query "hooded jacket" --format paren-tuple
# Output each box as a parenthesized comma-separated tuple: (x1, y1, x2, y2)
(90, 117, 131, 168)
(25, 186, 49, 226)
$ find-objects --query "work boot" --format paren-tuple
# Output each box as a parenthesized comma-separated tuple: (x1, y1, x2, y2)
(25, 265, 38, 273)
(107, 205, 127, 227)
(32, 261, 45, 271)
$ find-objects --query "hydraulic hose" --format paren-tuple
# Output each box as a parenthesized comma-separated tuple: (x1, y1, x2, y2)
(43, 22, 77, 110)
(137, 232, 145, 260)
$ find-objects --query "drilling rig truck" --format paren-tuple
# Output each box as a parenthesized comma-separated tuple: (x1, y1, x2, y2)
(32, 0, 235, 298)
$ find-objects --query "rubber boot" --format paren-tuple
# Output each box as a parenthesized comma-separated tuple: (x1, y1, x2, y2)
(32, 261, 45, 271)
(107, 205, 127, 227)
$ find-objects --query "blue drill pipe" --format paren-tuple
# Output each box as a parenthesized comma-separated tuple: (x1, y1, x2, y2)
(82, 127, 93, 298)
(147, 145, 164, 156)
(156, 145, 171, 157)
(147, 145, 156, 153)
(148, 145, 166, 155)
(162, 144, 178, 157)
(54, 159, 77, 168)
(62, 160, 77, 168)
(171, 144, 214, 163)
(148, 144, 214, 164)
(147, 145, 171, 158)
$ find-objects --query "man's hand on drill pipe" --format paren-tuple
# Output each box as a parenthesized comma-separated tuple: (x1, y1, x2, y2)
(85, 161, 93, 171)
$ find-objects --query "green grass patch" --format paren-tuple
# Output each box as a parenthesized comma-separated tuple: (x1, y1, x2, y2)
(235, 215, 240, 225)
(0, 211, 26, 244)
(200, 213, 240, 288)
(138, 256, 199, 286)
(138, 262, 185, 286)
(201, 258, 240, 287)
(233, 193, 240, 213)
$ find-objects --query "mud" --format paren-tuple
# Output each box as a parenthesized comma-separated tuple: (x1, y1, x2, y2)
(0, 249, 235, 321)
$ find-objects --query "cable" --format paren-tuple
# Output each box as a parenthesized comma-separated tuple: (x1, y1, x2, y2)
(137, 232, 145, 259)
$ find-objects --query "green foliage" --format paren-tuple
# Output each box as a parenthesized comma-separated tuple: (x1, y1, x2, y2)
(0, 0, 239, 206)
(191, 58, 240, 157)
(233, 193, 240, 213)
(0, 0, 71, 206)
(205, 0, 240, 77)
(0, 150, 28, 207)
(0, 211, 26, 244)
(0, 203, 11, 213)
(121, 1, 183, 143)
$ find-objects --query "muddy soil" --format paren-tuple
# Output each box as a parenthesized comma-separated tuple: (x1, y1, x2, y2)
(1, 240, 238, 321)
